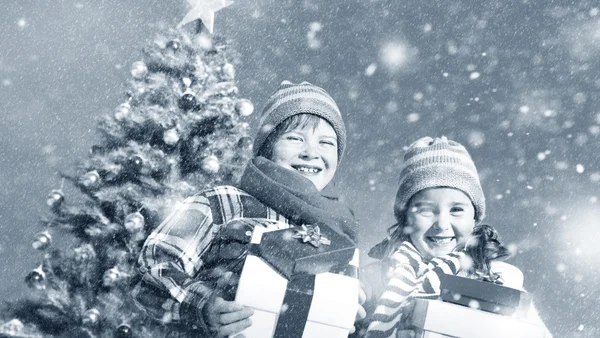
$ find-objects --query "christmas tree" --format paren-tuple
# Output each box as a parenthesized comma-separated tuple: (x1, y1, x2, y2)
(0, 20, 253, 337)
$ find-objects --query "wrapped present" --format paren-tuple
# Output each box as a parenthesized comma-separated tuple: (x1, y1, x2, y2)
(411, 299, 546, 338)
(439, 273, 532, 316)
(234, 224, 359, 338)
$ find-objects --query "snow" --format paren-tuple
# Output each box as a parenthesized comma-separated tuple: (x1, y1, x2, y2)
(0, 1, 599, 336)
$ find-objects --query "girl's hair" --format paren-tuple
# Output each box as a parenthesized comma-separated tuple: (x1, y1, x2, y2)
(463, 224, 511, 276)
(257, 113, 328, 160)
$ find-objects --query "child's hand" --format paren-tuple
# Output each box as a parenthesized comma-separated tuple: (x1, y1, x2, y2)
(350, 283, 367, 334)
(204, 296, 254, 337)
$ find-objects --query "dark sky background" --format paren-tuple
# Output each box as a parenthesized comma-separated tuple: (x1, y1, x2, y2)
(1, 1, 599, 337)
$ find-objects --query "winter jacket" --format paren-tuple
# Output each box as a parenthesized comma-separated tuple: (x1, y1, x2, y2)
(132, 185, 293, 337)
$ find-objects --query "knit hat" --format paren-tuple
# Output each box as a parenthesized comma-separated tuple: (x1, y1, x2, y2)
(394, 136, 486, 223)
(253, 81, 346, 162)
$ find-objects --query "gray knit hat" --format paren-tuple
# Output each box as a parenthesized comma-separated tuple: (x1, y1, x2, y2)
(394, 136, 486, 223)
(253, 81, 346, 162)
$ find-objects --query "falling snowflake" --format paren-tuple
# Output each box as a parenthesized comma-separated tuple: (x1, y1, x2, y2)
(406, 113, 420, 123)
(365, 63, 377, 76)
(380, 41, 411, 72)
(519, 106, 530, 114)
(467, 130, 485, 148)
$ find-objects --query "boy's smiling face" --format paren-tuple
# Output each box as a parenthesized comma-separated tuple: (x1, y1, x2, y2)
(270, 119, 338, 191)
(406, 187, 476, 260)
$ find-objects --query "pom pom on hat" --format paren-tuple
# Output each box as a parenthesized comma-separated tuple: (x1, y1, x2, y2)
(393, 136, 486, 223)
(253, 81, 346, 162)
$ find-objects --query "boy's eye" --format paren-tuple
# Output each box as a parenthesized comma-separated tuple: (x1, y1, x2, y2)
(285, 135, 302, 142)
(450, 207, 465, 214)
(320, 140, 336, 147)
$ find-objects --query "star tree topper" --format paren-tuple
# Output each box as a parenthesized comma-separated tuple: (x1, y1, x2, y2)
(178, 0, 233, 34)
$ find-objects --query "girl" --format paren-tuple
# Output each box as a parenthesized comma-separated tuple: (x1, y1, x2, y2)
(133, 81, 359, 337)
(361, 136, 551, 338)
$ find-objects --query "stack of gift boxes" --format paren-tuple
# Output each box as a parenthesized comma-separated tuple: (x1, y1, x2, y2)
(226, 220, 547, 338)
(410, 273, 546, 338)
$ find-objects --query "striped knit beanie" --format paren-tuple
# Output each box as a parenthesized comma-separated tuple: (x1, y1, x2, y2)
(394, 136, 486, 223)
(253, 81, 346, 162)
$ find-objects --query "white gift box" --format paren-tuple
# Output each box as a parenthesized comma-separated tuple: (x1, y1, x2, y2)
(233, 226, 359, 338)
(411, 299, 546, 338)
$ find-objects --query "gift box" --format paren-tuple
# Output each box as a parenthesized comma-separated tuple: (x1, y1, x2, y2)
(234, 224, 359, 338)
(438, 273, 531, 317)
(411, 299, 546, 338)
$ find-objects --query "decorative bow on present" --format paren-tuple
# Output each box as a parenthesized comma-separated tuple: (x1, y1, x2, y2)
(474, 270, 505, 285)
(292, 225, 331, 247)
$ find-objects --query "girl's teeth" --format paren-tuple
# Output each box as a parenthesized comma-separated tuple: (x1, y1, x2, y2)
(430, 237, 453, 244)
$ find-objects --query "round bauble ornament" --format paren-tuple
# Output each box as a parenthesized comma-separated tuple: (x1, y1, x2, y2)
(130, 61, 148, 79)
(222, 62, 235, 79)
(102, 267, 121, 287)
(124, 212, 145, 233)
(201, 155, 220, 174)
(163, 128, 180, 146)
(0, 319, 25, 336)
(128, 155, 144, 173)
(32, 231, 52, 250)
(114, 102, 131, 121)
(25, 266, 46, 290)
(178, 91, 197, 111)
(237, 136, 253, 151)
(46, 189, 64, 210)
(81, 308, 101, 327)
(115, 324, 133, 338)
(80, 170, 101, 189)
(166, 40, 181, 50)
(235, 99, 254, 117)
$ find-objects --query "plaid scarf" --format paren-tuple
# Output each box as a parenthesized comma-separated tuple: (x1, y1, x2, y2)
(366, 241, 465, 338)
(239, 156, 358, 242)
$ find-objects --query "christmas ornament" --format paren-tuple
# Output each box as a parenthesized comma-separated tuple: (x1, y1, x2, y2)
(114, 102, 131, 121)
(102, 267, 121, 287)
(115, 324, 133, 338)
(201, 155, 220, 174)
(222, 62, 235, 79)
(124, 212, 145, 233)
(46, 189, 64, 210)
(163, 128, 180, 146)
(25, 265, 46, 290)
(128, 155, 144, 172)
(130, 61, 148, 79)
(31, 231, 52, 250)
(166, 40, 181, 50)
(0, 319, 24, 336)
(292, 225, 331, 247)
(237, 136, 253, 151)
(178, 91, 197, 110)
(80, 170, 101, 189)
(178, 0, 234, 34)
(235, 99, 254, 116)
(81, 308, 101, 327)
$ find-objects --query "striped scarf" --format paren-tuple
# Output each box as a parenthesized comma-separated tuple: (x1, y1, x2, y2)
(366, 241, 465, 338)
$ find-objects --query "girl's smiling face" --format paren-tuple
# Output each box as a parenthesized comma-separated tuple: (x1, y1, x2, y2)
(270, 118, 338, 191)
(406, 187, 476, 260)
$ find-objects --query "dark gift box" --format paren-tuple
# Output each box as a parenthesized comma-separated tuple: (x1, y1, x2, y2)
(439, 273, 531, 316)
